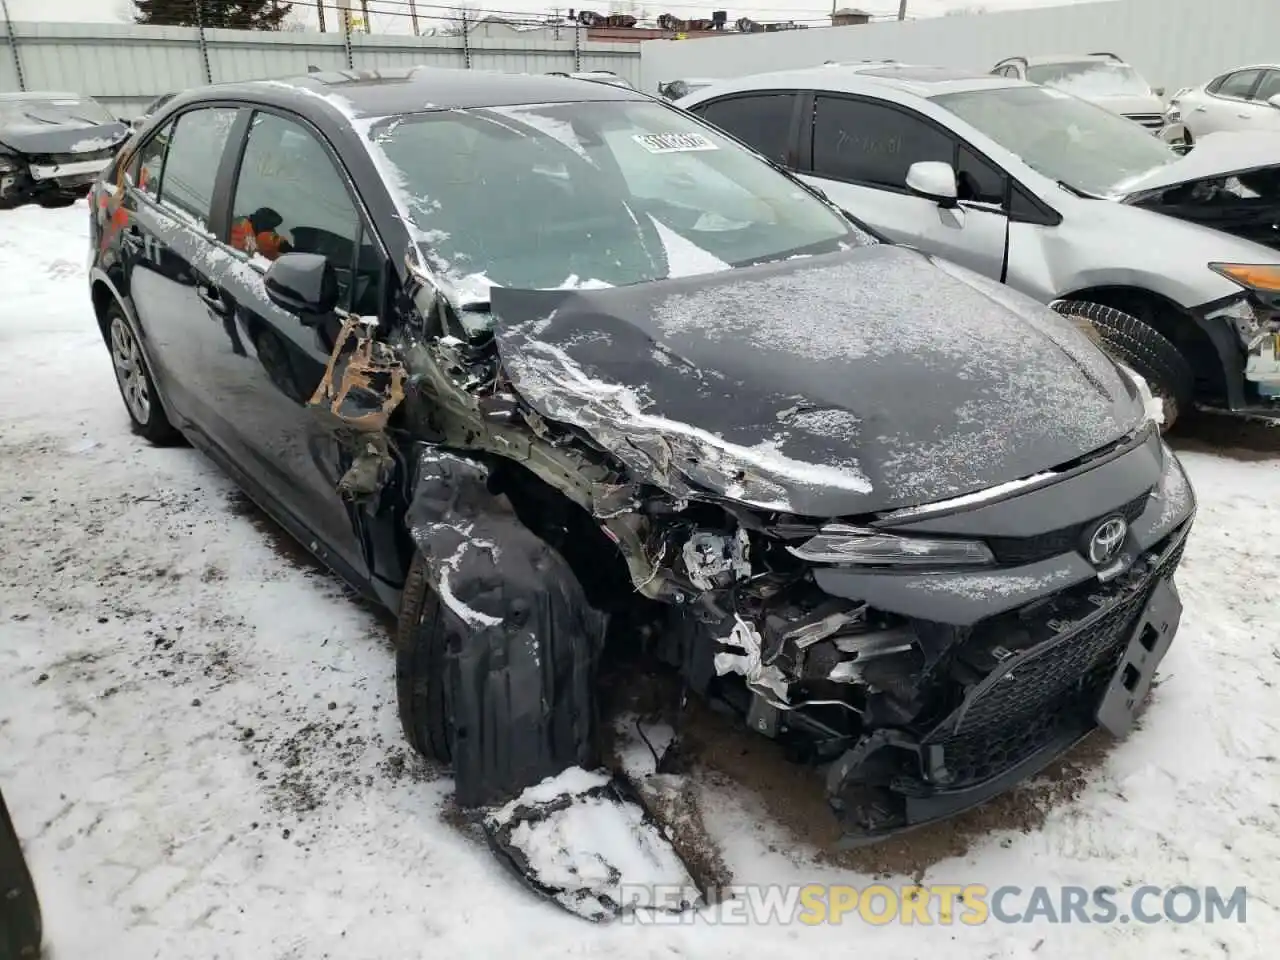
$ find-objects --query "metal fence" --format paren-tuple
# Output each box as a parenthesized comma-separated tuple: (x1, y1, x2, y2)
(639, 0, 1280, 97)
(0, 18, 642, 117)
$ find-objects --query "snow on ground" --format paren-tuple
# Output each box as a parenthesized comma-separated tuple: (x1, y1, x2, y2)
(1, 201, 1277, 958)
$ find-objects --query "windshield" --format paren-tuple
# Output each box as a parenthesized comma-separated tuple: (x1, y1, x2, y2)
(934, 85, 1178, 195)
(1025, 61, 1152, 98)
(0, 95, 116, 127)
(370, 100, 866, 294)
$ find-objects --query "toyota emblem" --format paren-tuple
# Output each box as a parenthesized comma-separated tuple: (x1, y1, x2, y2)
(1087, 516, 1128, 567)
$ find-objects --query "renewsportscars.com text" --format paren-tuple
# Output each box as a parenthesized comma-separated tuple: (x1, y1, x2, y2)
(618, 883, 1248, 926)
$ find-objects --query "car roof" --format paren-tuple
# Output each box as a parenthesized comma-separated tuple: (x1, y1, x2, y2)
(1006, 54, 1132, 66)
(682, 64, 1025, 100)
(193, 67, 649, 118)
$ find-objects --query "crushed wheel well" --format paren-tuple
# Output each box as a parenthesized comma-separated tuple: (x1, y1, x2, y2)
(487, 460, 638, 616)
(1061, 285, 1226, 403)
(90, 281, 116, 343)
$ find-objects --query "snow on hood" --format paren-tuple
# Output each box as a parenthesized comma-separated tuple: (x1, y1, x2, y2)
(1112, 131, 1280, 197)
(490, 246, 1143, 517)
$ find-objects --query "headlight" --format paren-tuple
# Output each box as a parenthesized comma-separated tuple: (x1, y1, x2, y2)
(1209, 262, 1280, 294)
(786, 524, 994, 567)
(1164, 107, 1181, 123)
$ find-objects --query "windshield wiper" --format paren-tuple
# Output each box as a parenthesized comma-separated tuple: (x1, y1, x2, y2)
(1056, 180, 1101, 199)
(21, 112, 59, 125)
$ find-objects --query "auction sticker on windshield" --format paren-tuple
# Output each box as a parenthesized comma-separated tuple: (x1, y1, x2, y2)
(633, 132, 719, 153)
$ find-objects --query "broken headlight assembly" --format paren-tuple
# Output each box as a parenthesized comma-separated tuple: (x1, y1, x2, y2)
(785, 524, 994, 567)
(1206, 264, 1280, 396)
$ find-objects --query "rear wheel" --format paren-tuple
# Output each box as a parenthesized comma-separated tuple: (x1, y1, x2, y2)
(104, 303, 183, 446)
(1052, 299, 1194, 429)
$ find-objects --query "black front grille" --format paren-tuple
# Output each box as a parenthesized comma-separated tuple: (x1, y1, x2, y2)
(987, 490, 1151, 566)
(1124, 113, 1165, 129)
(921, 527, 1187, 788)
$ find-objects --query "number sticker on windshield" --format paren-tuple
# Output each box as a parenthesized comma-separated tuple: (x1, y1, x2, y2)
(632, 132, 719, 154)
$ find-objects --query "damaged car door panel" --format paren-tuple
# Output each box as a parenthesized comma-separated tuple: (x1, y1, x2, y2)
(87, 72, 1197, 871)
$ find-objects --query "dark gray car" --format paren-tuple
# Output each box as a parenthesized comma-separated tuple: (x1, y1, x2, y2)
(0, 91, 129, 208)
(87, 69, 1195, 892)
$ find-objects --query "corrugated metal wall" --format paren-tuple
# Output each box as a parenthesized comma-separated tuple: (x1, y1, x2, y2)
(639, 0, 1280, 97)
(0, 20, 641, 115)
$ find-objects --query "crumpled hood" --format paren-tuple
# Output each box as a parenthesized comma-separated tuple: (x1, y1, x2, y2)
(0, 121, 128, 157)
(489, 245, 1142, 517)
(1112, 130, 1280, 197)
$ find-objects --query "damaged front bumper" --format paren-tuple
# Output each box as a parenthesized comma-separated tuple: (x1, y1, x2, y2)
(825, 518, 1190, 845)
(677, 434, 1196, 846)
(0, 151, 111, 207)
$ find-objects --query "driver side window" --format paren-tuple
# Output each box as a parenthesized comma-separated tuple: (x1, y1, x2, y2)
(229, 111, 381, 314)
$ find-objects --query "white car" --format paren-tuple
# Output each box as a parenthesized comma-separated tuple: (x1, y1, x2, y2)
(1167, 64, 1280, 145)
(679, 64, 1280, 424)
(992, 53, 1166, 133)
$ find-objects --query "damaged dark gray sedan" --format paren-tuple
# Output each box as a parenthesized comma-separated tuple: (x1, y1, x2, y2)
(87, 67, 1195, 885)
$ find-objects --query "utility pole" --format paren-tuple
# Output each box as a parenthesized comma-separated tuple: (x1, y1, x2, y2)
(361, 0, 371, 33)
(552, 6, 560, 39)
(0, 0, 25, 92)
(317, 0, 326, 32)
(409, 0, 420, 35)
(897, 0, 908, 19)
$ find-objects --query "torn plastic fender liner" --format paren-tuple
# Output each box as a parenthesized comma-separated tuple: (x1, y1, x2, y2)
(308, 316, 408, 501)
(405, 447, 607, 807)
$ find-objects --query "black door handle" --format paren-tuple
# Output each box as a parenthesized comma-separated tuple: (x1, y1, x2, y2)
(197, 283, 230, 316)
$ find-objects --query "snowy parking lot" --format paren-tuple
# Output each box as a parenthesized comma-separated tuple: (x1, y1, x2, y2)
(1, 200, 1278, 958)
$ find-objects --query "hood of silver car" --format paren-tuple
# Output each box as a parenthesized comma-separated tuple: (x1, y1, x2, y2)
(489, 245, 1144, 517)
(1112, 130, 1280, 196)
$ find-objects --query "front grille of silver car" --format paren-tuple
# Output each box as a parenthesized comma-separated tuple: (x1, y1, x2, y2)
(1123, 113, 1165, 129)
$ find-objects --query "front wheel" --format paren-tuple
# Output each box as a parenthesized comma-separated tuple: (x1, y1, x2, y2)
(395, 515, 605, 808)
(1052, 300, 1194, 430)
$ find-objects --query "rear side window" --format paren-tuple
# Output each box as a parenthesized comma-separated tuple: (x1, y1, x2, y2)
(230, 111, 374, 311)
(694, 94, 796, 165)
(1216, 70, 1261, 99)
(812, 96, 952, 191)
(159, 107, 238, 225)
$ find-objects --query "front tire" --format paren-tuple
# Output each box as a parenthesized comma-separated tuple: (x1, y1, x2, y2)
(104, 303, 183, 446)
(1052, 300, 1194, 429)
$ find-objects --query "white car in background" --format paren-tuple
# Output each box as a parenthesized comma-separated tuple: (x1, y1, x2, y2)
(1167, 64, 1280, 145)
(679, 64, 1280, 425)
(992, 53, 1167, 133)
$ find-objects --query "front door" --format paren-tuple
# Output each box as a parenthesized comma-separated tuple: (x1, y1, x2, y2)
(805, 95, 1009, 281)
(207, 109, 386, 580)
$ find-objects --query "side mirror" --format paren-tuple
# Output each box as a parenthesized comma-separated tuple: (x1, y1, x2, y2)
(905, 161, 958, 208)
(1154, 87, 1165, 97)
(264, 252, 339, 320)
(1269, 94, 1280, 110)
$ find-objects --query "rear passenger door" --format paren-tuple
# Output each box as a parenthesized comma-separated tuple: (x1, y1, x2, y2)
(801, 95, 1009, 280)
(124, 105, 242, 435)
(206, 109, 386, 581)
